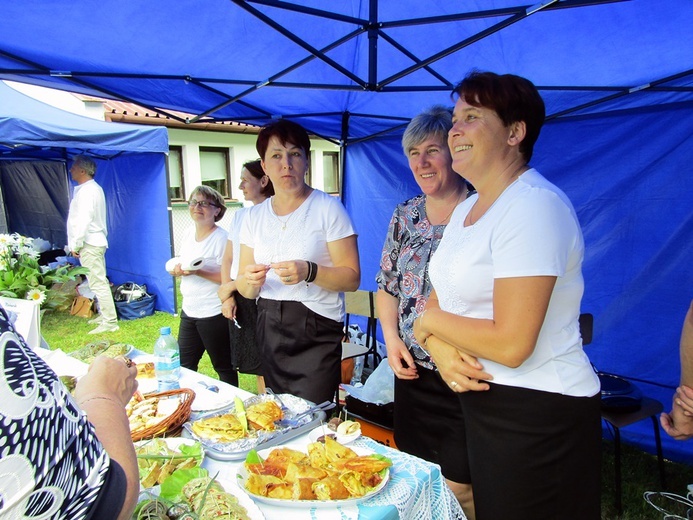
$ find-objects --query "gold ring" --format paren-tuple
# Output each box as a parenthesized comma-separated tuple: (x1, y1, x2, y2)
(120, 356, 134, 368)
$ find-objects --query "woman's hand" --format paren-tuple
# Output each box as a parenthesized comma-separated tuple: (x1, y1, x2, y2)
(74, 355, 138, 407)
(386, 337, 418, 380)
(218, 281, 235, 301)
(427, 336, 492, 393)
(270, 260, 307, 285)
(244, 263, 270, 287)
(169, 263, 192, 277)
(221, 294, 237, 320)
(661, 389, 693, 440)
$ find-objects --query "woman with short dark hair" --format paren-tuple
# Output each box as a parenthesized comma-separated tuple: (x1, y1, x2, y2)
(414, 71, 601, 519)
(236, 120, 360, 404)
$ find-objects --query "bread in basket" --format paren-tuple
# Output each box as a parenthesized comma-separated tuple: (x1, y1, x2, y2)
(127, 388, 195, 442)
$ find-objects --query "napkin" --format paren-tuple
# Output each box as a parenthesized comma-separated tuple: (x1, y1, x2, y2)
(165, 256, 205, 272)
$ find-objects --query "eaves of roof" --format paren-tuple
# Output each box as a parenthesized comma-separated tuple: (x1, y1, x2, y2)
(76, 94, 259, 134)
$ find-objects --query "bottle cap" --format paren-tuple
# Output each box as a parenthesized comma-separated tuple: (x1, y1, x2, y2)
(160, 326, 171, 335)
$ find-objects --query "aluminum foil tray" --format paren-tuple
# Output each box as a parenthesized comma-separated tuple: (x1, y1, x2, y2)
(182, 393, 327, 461)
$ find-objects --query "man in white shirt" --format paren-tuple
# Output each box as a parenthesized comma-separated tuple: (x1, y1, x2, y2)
(66, 156, 119, 334)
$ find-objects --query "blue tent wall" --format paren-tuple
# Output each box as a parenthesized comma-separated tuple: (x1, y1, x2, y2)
(89, 155, 174, 314)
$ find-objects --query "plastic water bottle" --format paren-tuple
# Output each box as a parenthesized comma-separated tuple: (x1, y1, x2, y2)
(154, 326, 180, 391)
(351, 355, 364, 386)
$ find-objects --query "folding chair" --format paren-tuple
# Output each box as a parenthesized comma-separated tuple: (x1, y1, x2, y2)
(581, 313, 666, 516)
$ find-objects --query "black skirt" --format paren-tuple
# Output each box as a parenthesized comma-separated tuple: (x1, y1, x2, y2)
(229, 292, 263, 375)
(394, 365, 470, 483)
(256, 298, 343, 404)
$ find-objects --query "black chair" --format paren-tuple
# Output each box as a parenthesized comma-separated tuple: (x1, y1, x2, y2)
(580, 313, 666, 516)
(343, 290, 382, 370)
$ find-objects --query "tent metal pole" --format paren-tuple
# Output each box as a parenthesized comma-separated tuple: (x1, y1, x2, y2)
(367, 0, 378, 89)
(339, 111, 350, 205)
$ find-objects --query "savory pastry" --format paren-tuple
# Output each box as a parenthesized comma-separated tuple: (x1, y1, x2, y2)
(191, 413, 246, 443)
(292, 478, 319, 500)
(284, 462, 328, 483)
(323, 435, 358, 463)
(245, 474, 285, 497)
(312, 475, 351, 500)
(127, 394, 181, 435)
(136, 361, 156, 378)
(246, 400, 283, 431)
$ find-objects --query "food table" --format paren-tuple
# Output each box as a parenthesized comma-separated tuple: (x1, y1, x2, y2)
(40, 347, 466, 520)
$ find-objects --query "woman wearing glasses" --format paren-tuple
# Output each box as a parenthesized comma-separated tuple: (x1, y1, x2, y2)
(168, 185, 237, 386)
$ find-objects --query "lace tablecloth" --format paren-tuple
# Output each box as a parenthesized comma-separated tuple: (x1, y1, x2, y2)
(204, 436, 466, 520)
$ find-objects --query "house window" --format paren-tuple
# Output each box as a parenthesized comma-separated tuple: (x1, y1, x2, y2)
(168, 146, 184, 201)
(323, 151, 340, 194)
(200, 147, 231, 198)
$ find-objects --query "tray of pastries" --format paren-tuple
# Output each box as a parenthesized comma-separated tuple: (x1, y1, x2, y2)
(182, 393, 327, 461)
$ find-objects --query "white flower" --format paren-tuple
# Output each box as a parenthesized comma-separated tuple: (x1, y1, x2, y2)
(25, 288, 46, 305)
(0, 234, 13, 247)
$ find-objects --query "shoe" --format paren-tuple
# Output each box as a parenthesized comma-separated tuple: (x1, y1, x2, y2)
(88, 323, 120, 335)
(88, 315, 103, 325)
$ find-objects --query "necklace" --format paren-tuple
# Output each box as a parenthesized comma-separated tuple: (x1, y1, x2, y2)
(271, 186, 310, 230)
(271, 200, 295, 231)
(465, 163, 527, 226)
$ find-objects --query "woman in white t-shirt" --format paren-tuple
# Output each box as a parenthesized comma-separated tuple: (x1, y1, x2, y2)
(218, 160, 274, 394)
(236, 120, 360, 404)
(413, 72, 601, 520)
(168, 185, 235, 385)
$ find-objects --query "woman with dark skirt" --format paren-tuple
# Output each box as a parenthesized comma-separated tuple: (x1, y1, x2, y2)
(219, 159, 273, 393)
(235, 120, 360, 404)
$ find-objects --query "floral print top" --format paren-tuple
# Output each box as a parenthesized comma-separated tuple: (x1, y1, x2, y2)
(0, 306, 110, 519)
(376, 194, 448, 370)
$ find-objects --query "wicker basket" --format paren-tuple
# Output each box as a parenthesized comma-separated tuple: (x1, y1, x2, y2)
(130, 388, 196, 442)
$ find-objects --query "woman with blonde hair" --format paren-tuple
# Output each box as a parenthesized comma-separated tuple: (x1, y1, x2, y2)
(169, 185, 235, 385)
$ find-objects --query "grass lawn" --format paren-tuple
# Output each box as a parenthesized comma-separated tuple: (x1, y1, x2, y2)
(40, 308, 693, 519)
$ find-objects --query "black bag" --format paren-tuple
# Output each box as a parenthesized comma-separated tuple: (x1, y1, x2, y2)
(113, 282, 156, 320)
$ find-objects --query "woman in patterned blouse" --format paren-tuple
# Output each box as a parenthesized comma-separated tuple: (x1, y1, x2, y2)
(375, 105, 484, 519)
(0, 305, 139, 519)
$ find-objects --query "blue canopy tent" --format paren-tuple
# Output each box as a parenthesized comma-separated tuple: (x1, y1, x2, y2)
(0, 0, 691, 461)
(0, 82, 175, 313)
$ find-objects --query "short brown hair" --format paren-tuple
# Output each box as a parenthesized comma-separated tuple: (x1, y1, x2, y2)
(452, 71, 545, 162)
(256, 119, 311, 160)
(190, 185, 227, 221)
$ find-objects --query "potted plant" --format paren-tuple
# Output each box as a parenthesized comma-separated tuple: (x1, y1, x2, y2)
(0, 233, 88, 312)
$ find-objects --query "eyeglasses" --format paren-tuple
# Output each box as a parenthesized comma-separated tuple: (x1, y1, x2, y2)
(188, 199, 218, 209)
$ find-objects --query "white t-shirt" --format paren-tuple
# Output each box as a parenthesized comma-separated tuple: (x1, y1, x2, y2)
(227, 207, 248, 280)
(240, 189, 356, 322)
(429, 169, 599, 397)
(180, 225, 228, 318)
